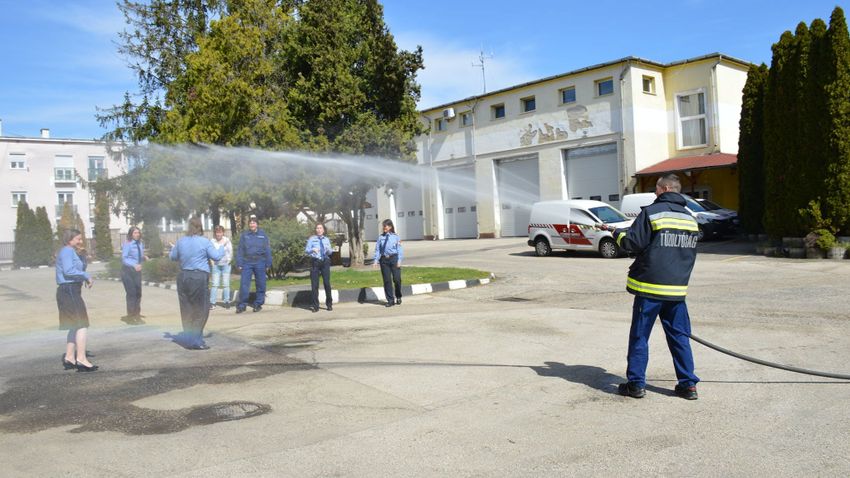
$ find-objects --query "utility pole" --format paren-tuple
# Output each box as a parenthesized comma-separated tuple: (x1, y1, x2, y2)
(472, 48, 493, 94)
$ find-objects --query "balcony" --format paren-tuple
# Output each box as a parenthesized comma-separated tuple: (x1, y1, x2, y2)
(88, 168, 108, 182)
(54, 168, 77, 184)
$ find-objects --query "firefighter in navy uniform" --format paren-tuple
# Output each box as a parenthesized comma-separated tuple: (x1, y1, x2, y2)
(235, 217, 273, 313)
(607, 174, 701, 400)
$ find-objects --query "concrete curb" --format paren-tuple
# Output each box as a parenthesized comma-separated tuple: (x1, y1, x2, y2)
(106, 275, 495, 307)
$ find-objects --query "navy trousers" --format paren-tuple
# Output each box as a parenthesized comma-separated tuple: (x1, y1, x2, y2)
(121, 265, 142, 318)
(238, 262, 267, 307)
(310, 258, 332, 309)
(379, 256, 402, 303)
(626, 295, 699, 388)
(176, 270, 210, 346)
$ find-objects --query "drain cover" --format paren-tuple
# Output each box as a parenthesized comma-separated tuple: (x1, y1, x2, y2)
(186, 401, 271, 425)
(495, 297, 532, 302)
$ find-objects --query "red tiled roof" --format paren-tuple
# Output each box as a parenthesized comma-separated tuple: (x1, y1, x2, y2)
(635, 153, 738, 176)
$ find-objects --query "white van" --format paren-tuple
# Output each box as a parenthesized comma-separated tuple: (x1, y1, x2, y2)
(619, 192, 730, 240)
(527, 200, 633, 258)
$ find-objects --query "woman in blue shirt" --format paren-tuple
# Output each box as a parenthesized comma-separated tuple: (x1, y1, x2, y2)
(169, 217, 223, 349)
(305, 223, 334, 312)
(373, 219, 404, 307)
(121, 226, 146, 325)
(56, 228, 97, 372)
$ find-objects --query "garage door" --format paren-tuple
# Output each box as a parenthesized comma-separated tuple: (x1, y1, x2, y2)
(497, 154, 540, 237)
(393, 183, 424, 240)
(439, 165, 477, 239)
(564, 143, 620, 207)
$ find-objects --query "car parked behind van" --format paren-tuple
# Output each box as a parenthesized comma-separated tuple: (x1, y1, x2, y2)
(527, 200, 633, 258)
(620, 192, 731, 240)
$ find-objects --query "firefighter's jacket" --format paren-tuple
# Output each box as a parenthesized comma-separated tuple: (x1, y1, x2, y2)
(613, 192, 699, 301)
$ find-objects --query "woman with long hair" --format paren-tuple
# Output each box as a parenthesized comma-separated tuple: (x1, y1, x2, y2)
(372, 219, 404, 307)
(305, 223, 333, 312)
(209, 225, 233, 309)
(169, 217, 223, 349)
(121, 226, 146, 325)
(56, 229, 97, 372)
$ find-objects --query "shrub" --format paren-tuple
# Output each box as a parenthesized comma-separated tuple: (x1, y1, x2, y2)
(142, 257, 180, 282)
(261, 217, 311, 278)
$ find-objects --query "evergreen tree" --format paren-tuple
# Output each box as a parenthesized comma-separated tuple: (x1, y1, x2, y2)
(94, 189, 114, 260)
(56, 201, 78, 247)
(33, 207, 55, 265)
(763, 31, 795, 237)
(13, 201, 35, 267)
(737, 64, 769, 234)
(142, 222, 164, 257)
(822, 7, 850, 233)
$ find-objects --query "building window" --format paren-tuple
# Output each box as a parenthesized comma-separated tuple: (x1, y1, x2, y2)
(57, 192, 74, 205)
(595, 78, 614, 97)
(435, 118, 447, 132)
(560, 86, 576, 104)
(407, 211, 415, 217)
(461, 112, 473, 127)
(642, 76, 656, 95)
(12, 192, 27, 207)
(470, 205, 477, 212)
(9, 153, 26, 169)
(491, 103, 505, 120)
(521, 96, 536, 113)
(457, 207, 466, 213)
(55, 168, 75, 181)
(445, 207, 453, 214)
(676, 90, 708, 148)
(88, 156, 107, 181)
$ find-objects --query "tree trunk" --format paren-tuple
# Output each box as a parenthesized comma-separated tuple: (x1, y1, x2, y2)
(342, 190, 367, 267)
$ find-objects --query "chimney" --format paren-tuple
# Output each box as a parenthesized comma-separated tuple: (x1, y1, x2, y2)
(40, 128, 50, 138)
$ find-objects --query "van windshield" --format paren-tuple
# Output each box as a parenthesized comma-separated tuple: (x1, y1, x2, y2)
(589, 206, 628, 224)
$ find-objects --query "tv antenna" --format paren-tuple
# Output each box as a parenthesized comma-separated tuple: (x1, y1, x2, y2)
(472, 47, 494, 94)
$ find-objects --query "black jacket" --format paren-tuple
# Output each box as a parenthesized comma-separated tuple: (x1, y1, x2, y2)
(613, 193, 699, 301)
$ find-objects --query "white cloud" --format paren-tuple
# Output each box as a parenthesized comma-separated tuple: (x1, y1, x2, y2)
(395, 31, 542, 109)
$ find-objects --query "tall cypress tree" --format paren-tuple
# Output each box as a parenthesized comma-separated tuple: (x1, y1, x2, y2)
(823, 7, 850, 233)
(763, 31, 795, 237)
(33, 207, 54, 265)
(738, 64, 769, 234)
(13, 201, 35, 267)
(94, 189, 114, 260)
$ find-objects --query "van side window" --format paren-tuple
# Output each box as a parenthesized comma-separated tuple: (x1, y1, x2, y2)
(569, 209, 596, 226)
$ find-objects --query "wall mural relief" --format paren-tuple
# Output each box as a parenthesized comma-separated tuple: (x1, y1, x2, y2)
(518, 105, 595, 146)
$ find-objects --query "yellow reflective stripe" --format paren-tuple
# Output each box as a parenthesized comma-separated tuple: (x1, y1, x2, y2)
(650, 218, 698, 232)
(616, 231, 626, 247)
(627, 277, 688, 296)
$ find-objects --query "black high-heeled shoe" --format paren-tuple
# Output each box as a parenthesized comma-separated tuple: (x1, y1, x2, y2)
(62, 356, 76, 370)
(76, 362, 99, 372)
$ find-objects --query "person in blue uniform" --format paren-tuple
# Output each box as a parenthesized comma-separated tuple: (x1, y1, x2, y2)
(56, 228, 98, 372)
(605, 174, 701, 400)
(305, 223, 333, 312)
(235, 217, 272, 313)
(169, 217, 223, 350)
(120, 226, 146, 325)
(373, 219, 403, 307)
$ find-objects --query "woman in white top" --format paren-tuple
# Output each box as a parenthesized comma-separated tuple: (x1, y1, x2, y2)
(209, 225, 233, 309)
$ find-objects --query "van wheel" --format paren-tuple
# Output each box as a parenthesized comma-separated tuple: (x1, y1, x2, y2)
(534, 238, 552, 257)
(599, 238, 619, 258)
(697, 226, 705, 242)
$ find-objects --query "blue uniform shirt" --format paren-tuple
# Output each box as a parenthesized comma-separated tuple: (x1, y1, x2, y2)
(373, 233, 403, 265)
(56, 245, 91, 284)
(169, 236, 223, 273)
(305, 235, 332, 260)
(237, 229, 272, 267)
(121, 240, 145, 267)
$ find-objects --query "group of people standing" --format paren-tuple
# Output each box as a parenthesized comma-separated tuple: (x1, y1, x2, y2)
(54, 216, 405, 366)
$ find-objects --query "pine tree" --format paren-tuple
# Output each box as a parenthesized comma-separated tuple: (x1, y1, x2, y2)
(94, 189, 114, 260)
(13, 201, 35, 267)
(737, 64, 769, 234)
(142, 222, 164, 257)
(763, 31, 795, 237)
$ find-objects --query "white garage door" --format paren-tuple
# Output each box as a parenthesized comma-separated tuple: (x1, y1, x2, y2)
(497, 154, 540, 237)
(439, 165, 477, 239)
(564, 143, 620, 207)
(393, 183, 424, 240)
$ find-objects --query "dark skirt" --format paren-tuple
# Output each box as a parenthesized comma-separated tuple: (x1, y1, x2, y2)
(57, 282, 89, 330)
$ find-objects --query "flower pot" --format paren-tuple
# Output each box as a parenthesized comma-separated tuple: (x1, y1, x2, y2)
(828, 247, 846, 260)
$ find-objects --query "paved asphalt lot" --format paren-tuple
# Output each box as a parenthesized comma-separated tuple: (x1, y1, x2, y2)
(0, 237, 848, 477)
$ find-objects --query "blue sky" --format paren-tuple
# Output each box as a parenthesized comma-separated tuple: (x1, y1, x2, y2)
(0, 0, 845, 139)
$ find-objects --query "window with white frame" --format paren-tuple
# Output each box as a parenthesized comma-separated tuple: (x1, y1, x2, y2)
(595, 78, 614, 96)
(676, 89, 708, 148)
(521, 96, 536, 113)
(57, 192, 74, 205)
(12, 192, 27, 207)
(9, 153, 26, 170)
(491, 103, 506, 120)
(560, 86, 576, 104)
(54, 154, 75, 182)
(434, 118, 447, 132)
(461, 111, 473, 127)
(642, 75, 656, 95)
